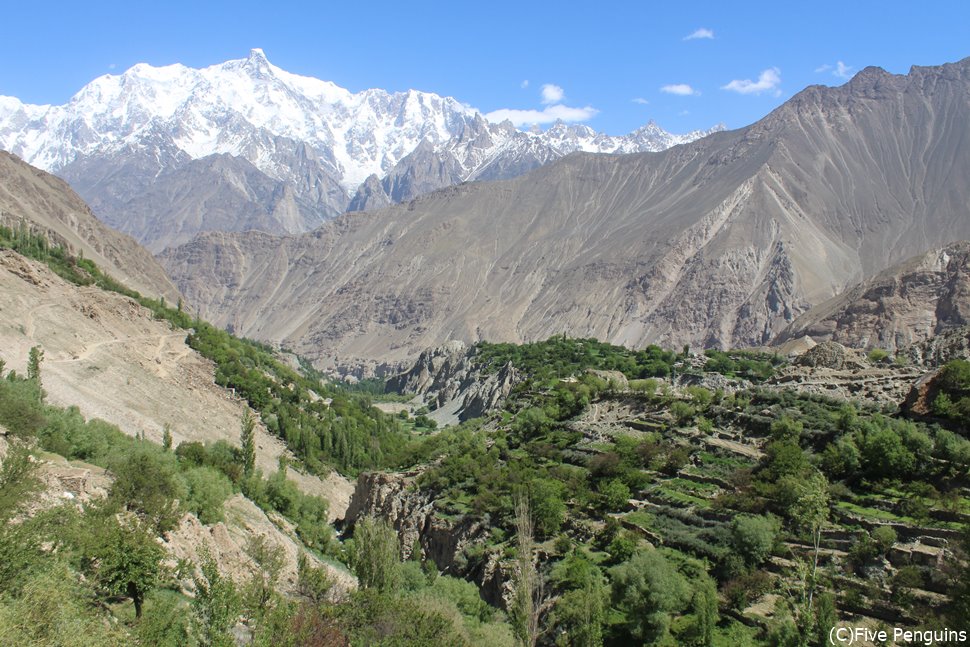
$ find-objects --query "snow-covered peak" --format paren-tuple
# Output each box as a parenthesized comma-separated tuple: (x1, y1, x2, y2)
(0, 50, 722, 196)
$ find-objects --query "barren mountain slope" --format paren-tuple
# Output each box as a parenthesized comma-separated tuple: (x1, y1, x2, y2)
(774, 241, 970, 351)
(0, 151, 180, 301)
(60, 144, 342, 253)
(0, 250, 353, 518)
(162, 58, 970, 367)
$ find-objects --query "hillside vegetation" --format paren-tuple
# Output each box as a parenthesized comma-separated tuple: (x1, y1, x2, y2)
(2, 231, 969, 645)
(381, 338, 970, 645)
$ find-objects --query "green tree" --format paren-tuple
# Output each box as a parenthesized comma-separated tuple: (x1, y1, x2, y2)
(770, 416, 803, 442)
(89, 516, 163, 618)
(812, 592, 837, 647)
(352, 516, 401, 592)
(0, 441, 40, 523)
(610, 550, 691, 644)
(762, 439, 810, 483)
(859, 425, 915, 479)
(790, 471, 830, 612)
(108, 448, 185, 532)
(551, 551, 607, 647)
(820, 436, 860, 480)
(162, 424, 173, 451)
(182, 466, 233, 524)
(599, 479, 632, 511)
(0, 442, 44, 594)
(530, 478, 566, 538)
(27, 345, 43, 384)
(511, 495, 543, 647)
(241, 409, 257, 477)
(685, 574, 718, 647)
(192, 545, 241, 647)
(243, 535, 286, 613)
(731, 514, 780, 568)
(0, 377, 46, 439)
(297, 552, 333, 604)
(933, 392, 955, 416)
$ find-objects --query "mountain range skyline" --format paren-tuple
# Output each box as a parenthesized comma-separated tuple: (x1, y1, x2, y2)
(2, 1, 969, 136)
(0, 48, 721, 251)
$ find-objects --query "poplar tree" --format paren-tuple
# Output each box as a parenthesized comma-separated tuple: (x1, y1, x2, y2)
(240, 410, 256, 477)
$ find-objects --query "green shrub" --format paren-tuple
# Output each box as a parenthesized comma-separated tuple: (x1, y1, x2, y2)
(108, 447, 185, 532)
(182, 466, 233, 524)
(867, 348, 890, 363)
(730, 515, 780, 567)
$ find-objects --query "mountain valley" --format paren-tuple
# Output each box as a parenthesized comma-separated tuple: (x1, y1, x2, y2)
(1, 48, 970, 647)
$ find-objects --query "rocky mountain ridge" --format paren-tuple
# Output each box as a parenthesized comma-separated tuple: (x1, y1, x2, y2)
(0, 151, 180, 301)
(385, 341, 521, 424)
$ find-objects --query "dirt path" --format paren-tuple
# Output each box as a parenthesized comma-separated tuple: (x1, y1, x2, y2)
(705, 435, 763, 459)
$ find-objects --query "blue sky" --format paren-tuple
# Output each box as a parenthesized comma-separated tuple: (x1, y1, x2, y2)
(2, 1, 968, 135)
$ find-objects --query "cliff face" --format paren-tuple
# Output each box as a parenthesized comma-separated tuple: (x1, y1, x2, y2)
(386, 341, 521, 424)
(776, 242, 970, 352)
(904, 325, 970, 368)
(343, 471, 512, 608)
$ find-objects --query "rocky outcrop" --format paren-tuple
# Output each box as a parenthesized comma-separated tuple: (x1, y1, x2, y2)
(793, 341, 869, 371)
(776, 243, 970, 352)
(387, 341, 520, 423)
(903, 325, 970, 368)
(767, 341, 923, 406)
(343, 471, 512, 607)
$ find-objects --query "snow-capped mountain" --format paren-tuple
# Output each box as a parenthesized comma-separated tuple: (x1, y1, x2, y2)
(0, 49, 723, 250)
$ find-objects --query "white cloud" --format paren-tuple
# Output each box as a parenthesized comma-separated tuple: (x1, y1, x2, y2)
(684, 28, 714, 40)
(661, 83, 699, 96)
(815, 61, 854, 81)
(632, 97, 650, 105)
(108, 63, 117, 70)
(541, 83, 565, 104)
(833, 61, 853, 79)
(486, 83, 598, 127)
(722, 68, 781, 96)
(484, 104, 599, 127)
(520, 80, 529, 89)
